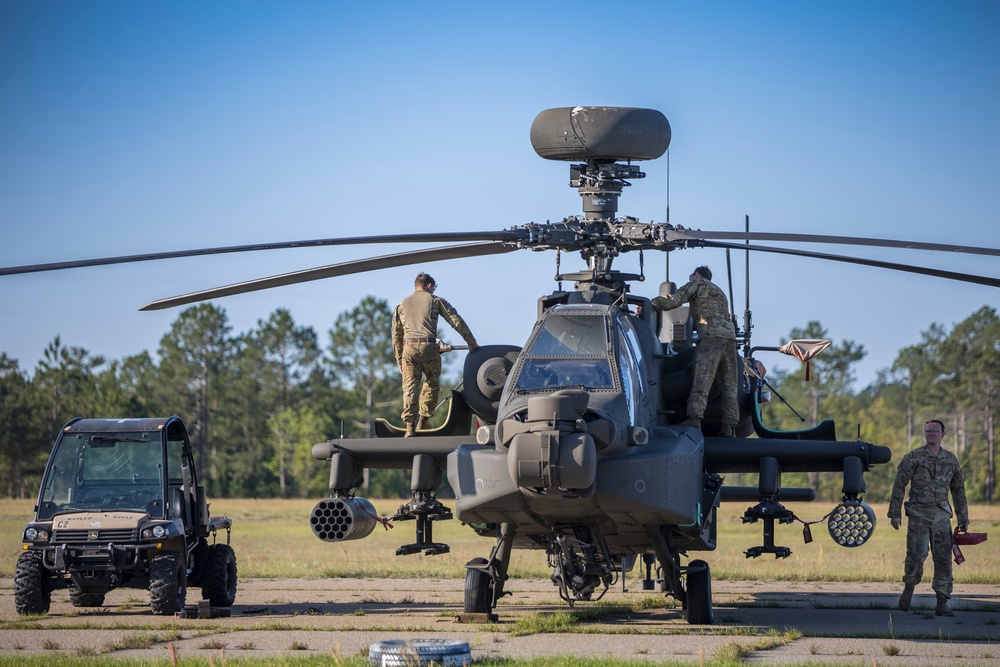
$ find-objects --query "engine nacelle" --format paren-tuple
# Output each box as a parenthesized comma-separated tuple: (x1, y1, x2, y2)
(309, 496, 378, 542)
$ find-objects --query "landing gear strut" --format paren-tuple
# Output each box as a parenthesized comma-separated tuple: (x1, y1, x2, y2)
(463, 522, 515, 618)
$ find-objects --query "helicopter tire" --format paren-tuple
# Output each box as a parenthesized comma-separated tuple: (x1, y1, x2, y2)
(69, 583, 106, 607)
(14, 551, 51, 615)
(149, 550, 187, 615)
(463, 557, 493, 614)
(201, 543, 238, 607)
(685, 559, 713, 625)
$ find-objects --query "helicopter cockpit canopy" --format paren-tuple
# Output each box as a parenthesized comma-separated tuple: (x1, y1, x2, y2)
(513, 306, 615, 392)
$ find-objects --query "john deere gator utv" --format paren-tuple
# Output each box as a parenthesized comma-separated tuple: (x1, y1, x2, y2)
(15, 417, 237, 615)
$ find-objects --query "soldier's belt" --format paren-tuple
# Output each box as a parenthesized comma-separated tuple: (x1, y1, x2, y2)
(404, 337, 435, 344)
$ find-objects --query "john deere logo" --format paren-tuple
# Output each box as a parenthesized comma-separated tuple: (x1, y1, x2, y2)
(88, 530, 99, 540)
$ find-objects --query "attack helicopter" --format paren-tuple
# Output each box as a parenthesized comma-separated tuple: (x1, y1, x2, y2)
(4, 106, 1000, 624)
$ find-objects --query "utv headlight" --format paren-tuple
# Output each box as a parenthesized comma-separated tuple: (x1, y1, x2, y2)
(24, 527, 48, 541)
(142, 525, 168, 539)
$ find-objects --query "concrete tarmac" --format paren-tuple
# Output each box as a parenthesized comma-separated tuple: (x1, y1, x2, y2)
(2, 576, 1000, 665)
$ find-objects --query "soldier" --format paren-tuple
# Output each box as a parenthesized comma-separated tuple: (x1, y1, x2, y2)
(392, 273, 479, 437)
(888, 418, 969, 616)
(651, 266, 739, 437)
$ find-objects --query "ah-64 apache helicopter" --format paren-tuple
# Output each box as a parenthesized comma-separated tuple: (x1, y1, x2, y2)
(5, 107, 1000, 624)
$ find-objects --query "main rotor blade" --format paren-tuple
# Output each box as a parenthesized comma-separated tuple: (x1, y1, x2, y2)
(698, 240, 1000, 288)
(140, 241, 516, 311)
(0, 231, 517, 276)
(683, 231, 1000, 257)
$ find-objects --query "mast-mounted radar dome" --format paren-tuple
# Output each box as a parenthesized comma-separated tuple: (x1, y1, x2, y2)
(530, 107, 670, 162)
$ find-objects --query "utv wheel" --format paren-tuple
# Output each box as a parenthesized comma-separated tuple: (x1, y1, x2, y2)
(464, 557, 493, 614)
(14, 551, 50, 615)
(685, 559, 713, 625)
(201, 543, 238, 607)
(149, 550, 187, 615)
(69, 584, 106, 608)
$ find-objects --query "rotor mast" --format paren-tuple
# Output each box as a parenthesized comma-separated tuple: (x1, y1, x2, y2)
(530, 107, 672, 290)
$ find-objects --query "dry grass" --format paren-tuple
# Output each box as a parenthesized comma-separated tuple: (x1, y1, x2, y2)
(3, 497, 999, 583)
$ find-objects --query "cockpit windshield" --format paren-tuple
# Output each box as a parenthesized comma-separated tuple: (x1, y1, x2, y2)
(515, 312, 615, 391)
(525, 314, 610, 356)
(37, 432, 165, 519)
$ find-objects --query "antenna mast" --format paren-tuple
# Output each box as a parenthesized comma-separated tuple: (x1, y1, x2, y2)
(743, 214, 753, 355)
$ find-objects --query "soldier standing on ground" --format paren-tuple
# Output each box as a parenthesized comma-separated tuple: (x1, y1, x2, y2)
(392, 273, 479, 437)
(888, 418, 969, 616)
(650, 266, 739, 437)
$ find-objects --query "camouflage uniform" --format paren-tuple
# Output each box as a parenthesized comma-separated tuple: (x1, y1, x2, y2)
(888, 445, 969, 598)
(651, 279, 739, 426)
(392, 290, 477, 425)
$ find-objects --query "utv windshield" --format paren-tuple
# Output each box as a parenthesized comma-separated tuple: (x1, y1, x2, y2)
(515, 312, 615, 391)
(37, 432, 165, 520)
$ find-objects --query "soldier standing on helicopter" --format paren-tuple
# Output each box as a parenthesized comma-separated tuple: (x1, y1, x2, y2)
(651, 266, 739, 437)
(888, 418, 969, 616)
(392, 273, 479, 437)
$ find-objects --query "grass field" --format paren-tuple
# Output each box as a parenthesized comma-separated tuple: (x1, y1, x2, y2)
(3, 497, 998, 584)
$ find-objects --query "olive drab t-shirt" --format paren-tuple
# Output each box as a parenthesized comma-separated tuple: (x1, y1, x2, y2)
(887, 445, 969, 525)
(651, 279, 736, 340)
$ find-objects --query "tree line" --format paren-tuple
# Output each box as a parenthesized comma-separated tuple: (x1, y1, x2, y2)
(761, 307, 998, 503)
(1, 299, 997, 504)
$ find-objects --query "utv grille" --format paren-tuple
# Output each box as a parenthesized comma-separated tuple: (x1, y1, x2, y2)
(53, 528, 139, 543)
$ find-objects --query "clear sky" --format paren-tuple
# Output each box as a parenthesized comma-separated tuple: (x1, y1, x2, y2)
(2, 1, 998, 389)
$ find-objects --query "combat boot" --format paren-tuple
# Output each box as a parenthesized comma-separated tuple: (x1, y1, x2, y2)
(898, 585, 914, 611)
(717, 424, 736, 438)
(417, 416, 431, 431)
(404, 422, 416, 438)
(935, 594, 954, 617)
(680, 417, 701, 430)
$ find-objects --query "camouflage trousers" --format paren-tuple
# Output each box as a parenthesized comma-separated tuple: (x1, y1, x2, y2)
(400, 342, 441, 424)
(903, 511, 954, 597)
(688, 336, 739, 425)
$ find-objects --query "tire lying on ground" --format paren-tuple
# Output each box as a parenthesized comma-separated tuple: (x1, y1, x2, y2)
(368, 639, 472, 666)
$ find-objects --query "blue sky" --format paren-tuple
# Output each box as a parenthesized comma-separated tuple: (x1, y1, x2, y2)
(2, 1, 998, 389)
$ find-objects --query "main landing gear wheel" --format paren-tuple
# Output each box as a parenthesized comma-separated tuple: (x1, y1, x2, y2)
(685, 559, 713, 625)
(463, 557, 493, 614)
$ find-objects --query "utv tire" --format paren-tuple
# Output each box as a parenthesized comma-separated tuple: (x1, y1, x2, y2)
(463, 557, 493, 614)
(14, 551, 50, 615)
(201, 543, 238, 607)
(69, 584, 106, 608)
(150, 550, 187, 615)
(685, 559, 713, 625)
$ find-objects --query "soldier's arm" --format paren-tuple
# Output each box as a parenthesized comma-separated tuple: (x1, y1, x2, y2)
(887, 454, 915, 519)
(391, 307, 404, 366)
(650, 280, 696, 312)
(436, 297, 478, 347)
(951, 460, 970, 529)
